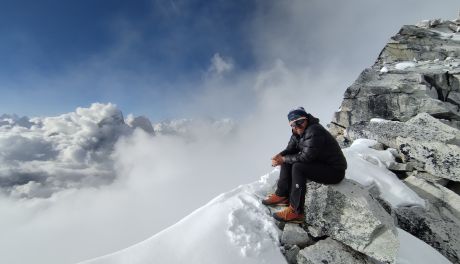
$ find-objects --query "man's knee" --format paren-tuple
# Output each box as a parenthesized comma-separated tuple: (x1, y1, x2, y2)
(291, 162, 309, 174)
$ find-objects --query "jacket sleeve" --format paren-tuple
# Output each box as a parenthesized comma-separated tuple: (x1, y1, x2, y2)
(279, 135, 298, 156)
(283, 131, 325, 164)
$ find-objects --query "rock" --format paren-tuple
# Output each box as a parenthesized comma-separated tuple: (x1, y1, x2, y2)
(284, 245, 300, 264)
(408, 171, 449, 185)
(330, 22, 460, 138)
(304, 180, 398, 263)
(347, 113, 460, 148)
(387, 161, 413, 172)
(395, 206, 460, 264)
(281, 224, 312, 248)
(296, 238, 372, 264)
(446, 181, 460, 196)
(345, 114, 460, 182)
(126, 115, 155, 134)
(398, 137, 460, 182)
(404, 175, 460, 220)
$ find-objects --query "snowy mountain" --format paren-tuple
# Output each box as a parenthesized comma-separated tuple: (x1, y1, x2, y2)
(80, 140, 451, 264)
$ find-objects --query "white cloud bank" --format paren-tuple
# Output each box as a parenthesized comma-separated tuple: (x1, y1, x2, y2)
(0, 103, 130, 198)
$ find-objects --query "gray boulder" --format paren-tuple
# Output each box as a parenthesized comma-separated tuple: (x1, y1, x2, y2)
(398, 137, 460, 182)
(281, 224, 312, 248)
(297, 238, 372, 264)
(304, 180, 398, 263)
(284, 245, 300, 264)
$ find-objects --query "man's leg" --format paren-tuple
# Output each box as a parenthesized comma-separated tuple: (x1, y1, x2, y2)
(290, 162, 345, 213)
(275, 163, 293, 197)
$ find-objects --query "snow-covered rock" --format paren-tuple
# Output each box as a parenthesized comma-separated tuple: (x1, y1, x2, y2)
(304, 179, 398, 264)
(346, 113, 460, 182)
(125, 115, 154, 134)
(329, 21, 460, 139)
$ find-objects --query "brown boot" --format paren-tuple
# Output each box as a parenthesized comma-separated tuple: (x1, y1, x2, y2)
(272, 205, 305, 224)
(262, 193, 289, 206)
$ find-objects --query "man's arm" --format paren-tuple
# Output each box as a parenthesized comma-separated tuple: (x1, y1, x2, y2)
(278, 134, 298, 156)
(283, 132, 325, 164)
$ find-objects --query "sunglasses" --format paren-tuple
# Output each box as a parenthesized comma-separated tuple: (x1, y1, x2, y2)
(290, 118, 306, 128)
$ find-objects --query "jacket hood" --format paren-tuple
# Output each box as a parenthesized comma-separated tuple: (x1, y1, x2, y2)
(306, 113, 319, 125)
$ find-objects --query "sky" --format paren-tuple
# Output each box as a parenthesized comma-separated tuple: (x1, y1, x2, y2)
(0, 1, 460, 263)
(0, 0, 458, 122)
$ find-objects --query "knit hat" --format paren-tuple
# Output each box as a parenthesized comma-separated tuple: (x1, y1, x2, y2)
(287, 107, 308, 122)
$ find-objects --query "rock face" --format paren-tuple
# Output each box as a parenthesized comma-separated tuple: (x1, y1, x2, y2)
(304, 180, 398, 264)
(297, 238, 372, 264)
(329, 20, 460, 138)
(326, 16, 460, 264)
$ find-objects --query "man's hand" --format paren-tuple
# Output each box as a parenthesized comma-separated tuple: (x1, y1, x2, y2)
(271, 154, 284, 167)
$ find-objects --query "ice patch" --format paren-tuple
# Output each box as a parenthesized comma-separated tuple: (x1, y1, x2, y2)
(370, 118, 388, 123)
(395, 62, 416, 70)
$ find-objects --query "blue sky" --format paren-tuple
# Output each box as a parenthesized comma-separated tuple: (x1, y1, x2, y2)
(0, 0, 459, 122)
(0, 0, 256, 120)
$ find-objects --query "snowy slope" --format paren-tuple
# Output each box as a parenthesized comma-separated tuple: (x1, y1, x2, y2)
(80, 140, 451, 264)
(80, 170, 286, 264)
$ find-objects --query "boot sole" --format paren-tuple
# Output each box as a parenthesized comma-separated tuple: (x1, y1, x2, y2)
(272, 214, 304, 224)
(263, 202, 289, 207)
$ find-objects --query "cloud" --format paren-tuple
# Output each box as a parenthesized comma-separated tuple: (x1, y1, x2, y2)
(1, 1, 460, 264)
(0, 103, 130, 198)
(207, 53, 234, 77)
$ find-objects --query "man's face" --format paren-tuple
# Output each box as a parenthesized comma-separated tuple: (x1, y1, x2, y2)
(290, 118, 308, 135)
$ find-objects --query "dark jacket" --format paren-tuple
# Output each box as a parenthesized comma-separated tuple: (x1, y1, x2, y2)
(280, 114, 347, 171)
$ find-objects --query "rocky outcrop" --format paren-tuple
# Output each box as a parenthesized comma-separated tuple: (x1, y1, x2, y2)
(126, 115, 155, 134)
(304, 180, 398, 263)
(329, 20, 460, 139)
(325, 16, 460, 264)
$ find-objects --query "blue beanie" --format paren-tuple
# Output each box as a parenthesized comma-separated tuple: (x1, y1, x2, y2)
(287, 107, 308, 122)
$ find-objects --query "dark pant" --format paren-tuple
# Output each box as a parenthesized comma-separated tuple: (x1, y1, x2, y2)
(275, 162, 345, 213)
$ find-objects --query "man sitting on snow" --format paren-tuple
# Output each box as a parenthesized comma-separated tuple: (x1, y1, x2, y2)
(262, 107, 347, 223)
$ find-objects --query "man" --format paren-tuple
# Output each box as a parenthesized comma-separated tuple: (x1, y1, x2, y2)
(262, 107, 347, 223)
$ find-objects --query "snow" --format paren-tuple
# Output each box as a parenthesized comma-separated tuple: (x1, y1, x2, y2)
(370, 118, 388, 123)
(343, 139, 425, 208)
(80, 154, 447, 264)
(79, 169, 286, 264)
(395, 61, 416, 70)
(380, 66, 389, 73)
